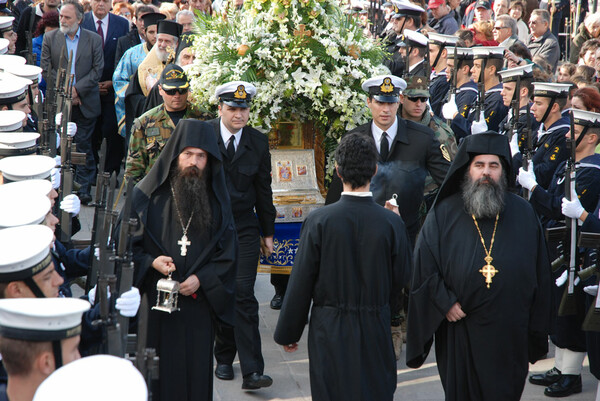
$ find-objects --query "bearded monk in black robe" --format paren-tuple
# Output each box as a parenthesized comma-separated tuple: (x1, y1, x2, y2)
(406, 133, 552, 401)
(129, 119, 237, 401)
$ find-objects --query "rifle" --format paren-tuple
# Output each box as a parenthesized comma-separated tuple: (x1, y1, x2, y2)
(132, 295, 159, 400)
(86, 140, 109, 293)
(578, 233, 600, 331)
(521, 101, 533, 199)
(58, 52, 75, 245)
(113, 178, 136, 356)
(474, 57, 486, 122)
(558, 110, 578, 316)
(445, 47, 459, 126)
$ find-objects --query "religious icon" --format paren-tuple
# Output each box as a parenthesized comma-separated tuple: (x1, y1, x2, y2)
(292, 207, 303, 218)
(297, 165, 307, 176)
(277, 161, 293, 182)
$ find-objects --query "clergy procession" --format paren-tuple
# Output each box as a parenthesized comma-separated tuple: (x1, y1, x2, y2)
(4, 0, 600, 399)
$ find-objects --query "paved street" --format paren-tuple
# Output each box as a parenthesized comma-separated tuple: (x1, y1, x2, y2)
(75, 203, 598, 401)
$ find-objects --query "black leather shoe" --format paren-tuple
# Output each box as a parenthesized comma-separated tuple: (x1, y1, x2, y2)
(544, 374, 582, 397)
(78, 193, 92, 206)
(215, 364, 233, 380)
(529, 367, 562, 386)
(242, 372, 273, 390)
(270, 294, 283, 310)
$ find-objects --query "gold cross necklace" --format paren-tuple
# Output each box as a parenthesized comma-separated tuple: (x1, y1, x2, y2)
(471, 213, 500, 289)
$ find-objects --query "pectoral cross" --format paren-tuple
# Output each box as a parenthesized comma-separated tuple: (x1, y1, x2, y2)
(178, 234, 191, 256)
(479, 256, 498, 289)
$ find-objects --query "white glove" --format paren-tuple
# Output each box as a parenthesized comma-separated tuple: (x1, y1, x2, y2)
(115, 287, 141, 317)
(50, 167, 60, 189)
(442, 95, 458, 120)
(555, 270, 581, 287)
(510, 132, 520, 157)
(55, 112, 62, 126)
(66, 122, 77, 137)
(56, 132, 60, 149)
(584, 285, 599, 296)
(54, 155, 61, 166)
(87, 284, 111, 305)
(94, 246, 100, 260)
(517, 161, 537, 191)
(561, 197, 585, 220)
(470, 111, 488, 134)
(60, 194, 80, 215)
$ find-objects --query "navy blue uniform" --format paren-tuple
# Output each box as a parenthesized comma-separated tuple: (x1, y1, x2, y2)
(429, 70, 450, 119)
(451, 82, 508, 140)
(498, 105, 540, 139)
(454, 80, 478, 119)
(515, 116, 570, 190)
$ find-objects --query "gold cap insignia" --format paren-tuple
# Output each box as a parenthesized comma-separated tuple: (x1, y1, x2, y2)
(234, 85, 248, 99)
(380, 77, 394, 94)
(165, 69, 185, 81)
(417, 77, 423, 84)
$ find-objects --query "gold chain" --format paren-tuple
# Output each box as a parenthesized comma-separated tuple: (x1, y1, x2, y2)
(471, 214, 499, 257)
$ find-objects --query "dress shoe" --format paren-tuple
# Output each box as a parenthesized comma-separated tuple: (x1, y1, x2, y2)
(529, 367, 562, 386)
(214, 364, 233, 380)
(242, 372, 273, 390)
(544, 374, 582, 397)
(270, 294, 283, 310)
(78, 193, 92, 206)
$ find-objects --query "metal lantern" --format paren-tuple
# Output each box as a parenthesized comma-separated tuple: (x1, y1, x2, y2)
(152, 273, 180, 313)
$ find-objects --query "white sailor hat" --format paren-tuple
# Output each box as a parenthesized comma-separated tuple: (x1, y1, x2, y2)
(0, 38, 9, 55)
(3, 64, 42, 84)
(0, 193, 51, 228)
(0, 110, 25, 132)
(0, 73, 33, 105)
(532, 82, 572, 98)
(0, 132, 40, 158)
(446, 47, 474, 60)
(361, 75, 406, 102)
(0, 225, 54, 282)
(33, 355, 147, 401)
(0, 54, 26, 66)
(572, 109, 600, 127)
(0, 155, 56, 182)
(498, 63, 534, 83)
(215, 81, 257, 108)
(391, 0, 424, 18)
(400, 29, 429, 48)
(472, 46, 505, 59)
(0, 179, 52, 197)
(0, 16, 13, 34)
(428, 32, 459, 46)
(0, 298, 90, 341)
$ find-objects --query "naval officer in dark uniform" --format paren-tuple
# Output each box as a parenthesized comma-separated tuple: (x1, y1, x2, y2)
(210, 81, 277, 390)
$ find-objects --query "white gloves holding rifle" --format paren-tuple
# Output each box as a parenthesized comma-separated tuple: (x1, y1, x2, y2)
(442, 94, 458, 120)
(470, 111, 488, 134)
(561, 196, 585, 220)
(55, 112, 77, 137)
(88, 285, 141, 317)
(517, 161, 537, 191)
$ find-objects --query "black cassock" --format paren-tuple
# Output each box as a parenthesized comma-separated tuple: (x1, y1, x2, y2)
(407, 132, 552, 399)
(274, 195, 412, 401)
(129, 120, 237, 401)
(406, 193, 551, 400)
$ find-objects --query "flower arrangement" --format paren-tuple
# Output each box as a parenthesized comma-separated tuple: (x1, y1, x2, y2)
(187, 0, 388, 179)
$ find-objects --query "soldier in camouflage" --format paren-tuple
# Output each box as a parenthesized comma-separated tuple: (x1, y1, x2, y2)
(125, 64, 208, 183)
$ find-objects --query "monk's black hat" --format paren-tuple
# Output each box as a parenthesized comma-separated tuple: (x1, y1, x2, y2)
(157, 20, 183, 38)
(140, 12, 166, 28)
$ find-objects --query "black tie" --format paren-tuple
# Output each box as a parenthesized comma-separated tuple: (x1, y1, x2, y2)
(380, 132, 389, 160)
(227, 135, 236, 160)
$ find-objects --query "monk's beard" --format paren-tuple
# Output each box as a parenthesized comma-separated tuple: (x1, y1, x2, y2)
(461, 171, 506, 219)
(170, 162, 212, 234)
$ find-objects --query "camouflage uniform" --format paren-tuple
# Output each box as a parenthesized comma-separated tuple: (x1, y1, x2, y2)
(125, 103, 209, 183)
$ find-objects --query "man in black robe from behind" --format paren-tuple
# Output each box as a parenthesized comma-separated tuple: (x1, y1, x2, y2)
(406, 132, 552, 400)
(274, 133, 412, 401)
(129, 119, 237, 401)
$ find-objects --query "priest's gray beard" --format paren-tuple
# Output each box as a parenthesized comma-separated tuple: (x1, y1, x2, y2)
(461, 170, 507, 219)
(170, 162, 212, 234)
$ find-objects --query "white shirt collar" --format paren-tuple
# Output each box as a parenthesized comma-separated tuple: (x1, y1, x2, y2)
(220, 119, 243, 150)
(371, 117, 398, 153)
(409, 59, 424, 73)
(341, 191, 373, 197)
(93, 13, 110, 27)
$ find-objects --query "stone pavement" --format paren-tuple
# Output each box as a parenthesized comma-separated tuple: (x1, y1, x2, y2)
(75, 203, 598, 401)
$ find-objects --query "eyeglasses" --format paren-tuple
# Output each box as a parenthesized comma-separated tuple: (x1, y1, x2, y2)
(164, 88, 189, 95)
(407, 96, 428, 103)
(529, 20, 540, 25)
(493, 26, 508, 30)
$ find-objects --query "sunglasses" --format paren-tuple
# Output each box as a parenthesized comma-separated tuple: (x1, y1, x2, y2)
(164, 88, 188, 95)
(407, 96, 428, 103)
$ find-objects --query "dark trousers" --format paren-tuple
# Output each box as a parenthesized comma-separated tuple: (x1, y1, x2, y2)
(270, 273, 288, 295)
(72, 106, 97, 195)
(214, 227, 264, 376)
(92, 93, 124, 176)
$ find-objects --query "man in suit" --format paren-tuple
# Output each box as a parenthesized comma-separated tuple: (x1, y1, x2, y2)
(41, 0, 103, 204)
(81, 0, 129, 179)
(210, 81, 276, 390)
